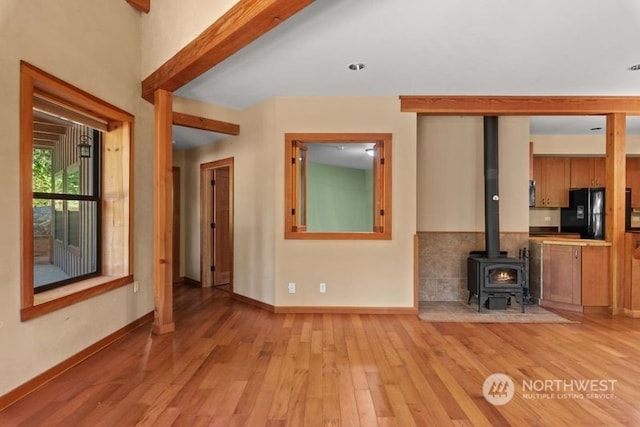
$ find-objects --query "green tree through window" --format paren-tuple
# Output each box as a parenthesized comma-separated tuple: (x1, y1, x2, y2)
(32, 147, 52, 207)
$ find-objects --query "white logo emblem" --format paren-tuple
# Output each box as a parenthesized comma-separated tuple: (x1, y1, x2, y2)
(483, 373, 515, 405)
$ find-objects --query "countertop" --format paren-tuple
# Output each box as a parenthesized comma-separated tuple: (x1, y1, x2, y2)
(529, 237, 612, 247)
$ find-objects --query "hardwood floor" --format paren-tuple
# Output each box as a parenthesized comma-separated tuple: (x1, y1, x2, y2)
(2, 283, 640, 426)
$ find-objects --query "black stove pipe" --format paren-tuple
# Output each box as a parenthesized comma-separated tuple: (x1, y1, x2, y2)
(484, 116, 500, 258)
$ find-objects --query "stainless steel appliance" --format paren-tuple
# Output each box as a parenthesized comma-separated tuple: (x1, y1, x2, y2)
(560, 188, 632, 238)
(560, 188, 605, 239)
(529, 180, 535, 207)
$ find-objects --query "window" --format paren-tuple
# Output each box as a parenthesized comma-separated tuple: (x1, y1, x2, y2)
(33, 125, 101, 293)
(20, 61, 133, 320)
(284, 133, 391, 239)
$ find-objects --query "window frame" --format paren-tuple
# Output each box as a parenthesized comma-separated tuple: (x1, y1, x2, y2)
(284, 132, 392, 240)
(20, 61, 134, 320)
(33, 134, 101, 293)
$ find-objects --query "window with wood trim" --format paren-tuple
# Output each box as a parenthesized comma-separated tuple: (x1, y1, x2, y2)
(284, 133, 391, 240)
(20, 61, 134, 320)
(33, 124, 101, 293)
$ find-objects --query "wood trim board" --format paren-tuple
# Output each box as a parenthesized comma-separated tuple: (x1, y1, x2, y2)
(0, 311, 153, 412)
(172, 112, 239, 135)
(141, 0, 314, 101)
(400, 95, 640, 115)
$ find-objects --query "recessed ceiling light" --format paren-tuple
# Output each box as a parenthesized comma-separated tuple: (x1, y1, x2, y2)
(348, 63, 366, 71)
(590, 127, 602, 131)
(630, 64, 640, 71)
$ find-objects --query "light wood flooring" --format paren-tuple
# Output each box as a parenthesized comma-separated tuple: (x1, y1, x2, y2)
(2, 283, 640, 426)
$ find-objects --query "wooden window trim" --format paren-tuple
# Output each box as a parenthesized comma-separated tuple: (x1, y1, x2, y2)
(20, 61, 134, 320)
(284, 133, 392, 240)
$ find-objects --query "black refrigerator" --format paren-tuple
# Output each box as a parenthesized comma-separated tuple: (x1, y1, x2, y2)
(560, 188, 605, 239)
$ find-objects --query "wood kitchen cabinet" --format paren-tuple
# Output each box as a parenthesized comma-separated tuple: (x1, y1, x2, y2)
(541, 242, 610, 312)
(627, 157, 640, 208)
(532, 157, 571, 207)
(570, 157, 605, 188)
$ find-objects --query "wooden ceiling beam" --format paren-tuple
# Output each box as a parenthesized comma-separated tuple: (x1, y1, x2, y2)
(33, 122, 68, 135)
(400, 96, 640, 115)
(126, 0, 150, 13)
(33, 97, 109, 132)
(33, 132, 60, 142)
(141, 0, 313, 103)
(172, 112, 240, 135)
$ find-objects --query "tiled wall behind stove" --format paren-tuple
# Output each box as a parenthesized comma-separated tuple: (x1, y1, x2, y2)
(418, 232, 529, 301)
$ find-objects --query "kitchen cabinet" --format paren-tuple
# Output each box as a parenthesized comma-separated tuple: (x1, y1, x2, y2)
(539, 241, 610, 312)
(623, 232, 640, 316)
(532, 157, 571, 207)
(627, 157, 640, 208)
(570, 157, 605, 188)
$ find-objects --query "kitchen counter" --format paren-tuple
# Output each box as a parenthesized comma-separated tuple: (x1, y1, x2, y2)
(529, 238, 610, 312)
(529, 237, 611, 247)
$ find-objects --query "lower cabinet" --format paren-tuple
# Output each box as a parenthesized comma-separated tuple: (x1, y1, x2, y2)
(541, 244, 610, 312)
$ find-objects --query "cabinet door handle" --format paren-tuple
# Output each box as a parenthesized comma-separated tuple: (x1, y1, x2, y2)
(575, 249, 579, 259)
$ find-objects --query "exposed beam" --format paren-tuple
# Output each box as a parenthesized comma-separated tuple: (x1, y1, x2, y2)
(141, 0, 313, 102)
(400, 96, 640, 115)
(606, 113, 627, 314)
(34, 122, 68, 135)
(33, 97, 109, 131)
(152, 89, 175, 335)
(33, 131, 59, 142)
(172, 111, 240, 135)
(126, 0, 150, 13)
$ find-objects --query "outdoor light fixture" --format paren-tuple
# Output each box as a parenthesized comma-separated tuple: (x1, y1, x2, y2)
(78, 134, 92, 159)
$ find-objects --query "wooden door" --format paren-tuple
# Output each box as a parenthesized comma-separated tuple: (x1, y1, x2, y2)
(570, 158, 592, 188)
(547, 245, 578, 304)
(592, 157, 606, 187)
(212, 167, 231, 286)
(172, 167, 181, 283)
(544, 157, 570, 207)
(627, 157, 640, 207)
(581, 246, 609, 306)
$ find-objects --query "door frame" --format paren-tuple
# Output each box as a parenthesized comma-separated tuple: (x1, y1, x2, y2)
(200, 157, 234, 292)
(172, 166, 181, 284)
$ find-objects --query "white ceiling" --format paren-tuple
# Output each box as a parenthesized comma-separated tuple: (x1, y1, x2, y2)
(172, 0, 640, 150)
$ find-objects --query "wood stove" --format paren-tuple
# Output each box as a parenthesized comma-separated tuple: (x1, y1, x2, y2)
(466, 116, 526, 312)
(467, 253, 525, 312)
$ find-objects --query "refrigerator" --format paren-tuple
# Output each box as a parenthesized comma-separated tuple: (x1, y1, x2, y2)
(560, 188, 605, 239)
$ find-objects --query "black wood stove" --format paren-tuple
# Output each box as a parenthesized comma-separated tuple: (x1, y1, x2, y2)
(467, 253, 525, 312)
(466, 117, 526, 312)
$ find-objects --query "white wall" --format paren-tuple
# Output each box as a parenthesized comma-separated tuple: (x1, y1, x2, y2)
(531, 134, 640, 155)
(273, 97, 417, 307)
(0, 0, 154, 396)
(180, 96, 417, 308)
(417, 116, 530, 232)
(141, 0, 239, 78)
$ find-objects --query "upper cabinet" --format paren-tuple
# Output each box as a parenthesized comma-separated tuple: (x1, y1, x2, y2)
(627, 157, 640, 208)
(532, 157, 571, 207)
(570, 157, 605, 188)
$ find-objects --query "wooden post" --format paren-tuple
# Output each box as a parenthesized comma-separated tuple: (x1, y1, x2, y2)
(606, 113, 626, 314)
(153, 89, 175, 334)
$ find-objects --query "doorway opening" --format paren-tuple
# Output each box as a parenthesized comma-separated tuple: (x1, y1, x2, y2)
(172, 166, 181, 284)
(200, 158, 234, 292)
